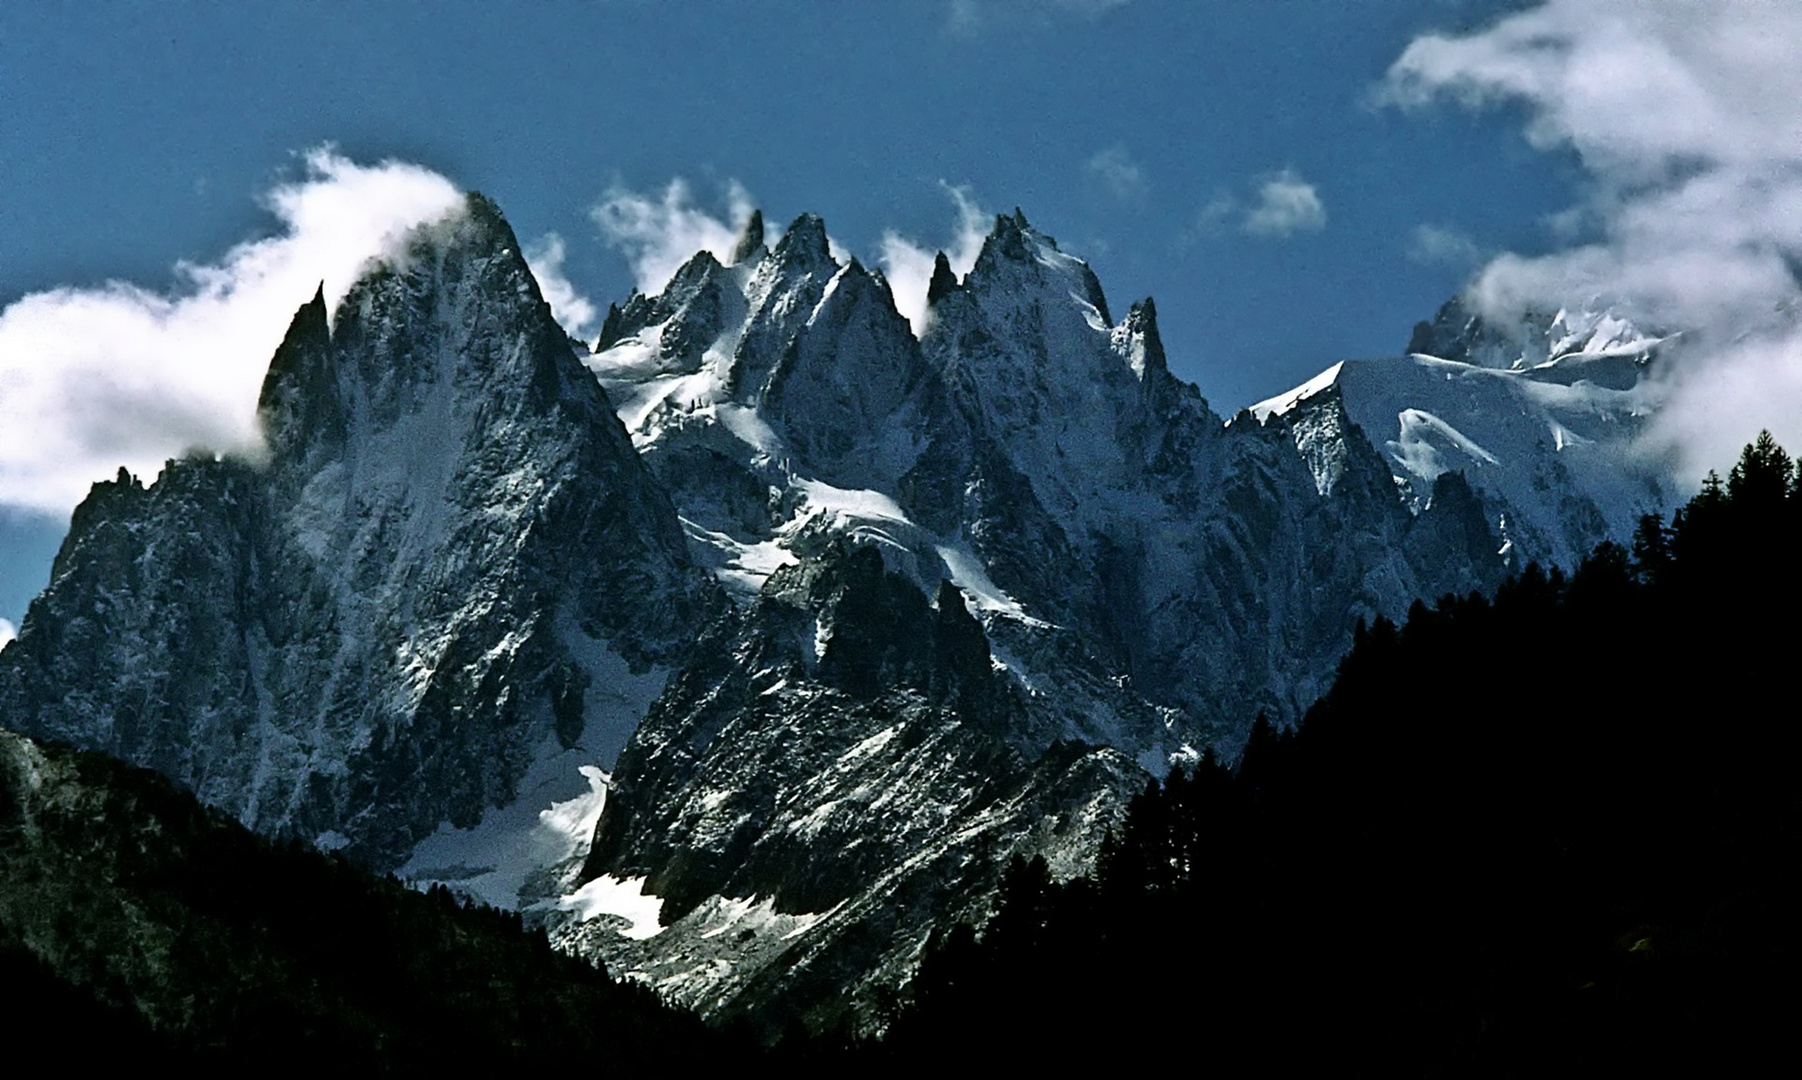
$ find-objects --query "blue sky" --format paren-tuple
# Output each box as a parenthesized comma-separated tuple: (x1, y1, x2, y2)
(4, 1, 1800, 631)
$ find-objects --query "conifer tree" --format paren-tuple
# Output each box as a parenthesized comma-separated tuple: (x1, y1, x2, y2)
(1727, 429, 1791, 507)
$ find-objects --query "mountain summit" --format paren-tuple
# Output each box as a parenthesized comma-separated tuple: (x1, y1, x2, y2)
(0, 195, 715, 873)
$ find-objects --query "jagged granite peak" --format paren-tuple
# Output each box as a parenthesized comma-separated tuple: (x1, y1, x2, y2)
(254, 282, 338, 464)
(774, 212, 832, 268)
(968, 208, 1112, 326)
(730, 209, 766, 265)
(595, 296, 639, 353)
(722, 214, 843, 402)
(592, 254, 751, 385)
(761, 259, 934, 485)
(0, 192, 717, 874)
(1114, 297, 1166, 377)
(924, 214, 1209, 530)
(926, 250, 960, 306)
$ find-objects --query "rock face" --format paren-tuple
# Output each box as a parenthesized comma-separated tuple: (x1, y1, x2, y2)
(0, 196, 716, 871)
(0, 195, 1672, 1035)
(562, 543, 1140, 1033)
(564, 210, 1522, 1028)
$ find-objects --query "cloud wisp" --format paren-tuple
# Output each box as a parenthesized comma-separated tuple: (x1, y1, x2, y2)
(946, 0, 1130, 38)
(877, 184, 992, 336)
(0, 618, 14, 650)
(524, 232, 600, 341)
(1087, 145, 1147, 201)
(590, 179, 759, 296)
(0, 148, 463, 517)
(1383, 0, 1802, 479)
(1407, 223, 1483, 267)
(1242, 170, 1327, 237)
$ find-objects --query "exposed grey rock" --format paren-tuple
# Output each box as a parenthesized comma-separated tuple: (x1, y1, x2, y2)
(0, 195, 717, 869)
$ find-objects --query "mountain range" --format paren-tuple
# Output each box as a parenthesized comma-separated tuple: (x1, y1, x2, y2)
(0, 193, 1675, 1032)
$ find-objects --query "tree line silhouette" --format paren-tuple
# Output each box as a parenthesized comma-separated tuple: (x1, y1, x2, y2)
(0, 734, 749, 1068)
(874, 433, 1799, 1072)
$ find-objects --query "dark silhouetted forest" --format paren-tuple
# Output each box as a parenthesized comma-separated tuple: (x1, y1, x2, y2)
(875, 433, 1799, 1072)
(0, 732, 749, 1069)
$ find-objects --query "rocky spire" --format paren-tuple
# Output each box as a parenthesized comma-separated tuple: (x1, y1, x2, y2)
(927, 251, 960, 306)
(254, 282, 336, 458)
(988, 210, 1031, 261)
(775, 213, 833, 266)
(731, 209, 765, 264)
(1122, 297, 1168, 379)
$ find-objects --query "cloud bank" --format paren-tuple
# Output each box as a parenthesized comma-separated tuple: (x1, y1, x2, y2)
(878, 185, 992, 336)
(0, 148, 463, 516)
(1383, 0, 1802, 479)
(590, 179, 758, 295)
(0, 618, 14, 650)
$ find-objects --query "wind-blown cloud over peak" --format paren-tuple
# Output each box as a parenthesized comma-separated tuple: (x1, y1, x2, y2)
(877, 184, 991, 336)
(0, 148, 463, 516)
(1383, 0, 1802, 480)
(524, 232, 599, 341)
(590, 179, 760, 296)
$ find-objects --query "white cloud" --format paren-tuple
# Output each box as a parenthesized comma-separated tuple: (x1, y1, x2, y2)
(524, 232, 599, 340)
(590, 178, 757, 295)
(1243, 170, 1327, 237)
(1087, 145, 1146, 200)
(0, 618, 14, 650)
(0, 148, 463, 516)
(1382, 0, 1802, 480)
(878, 184, 991, 336)
(1407, 223, 1482, 266)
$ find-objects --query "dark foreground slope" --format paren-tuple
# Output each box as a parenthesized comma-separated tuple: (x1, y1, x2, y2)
(0, 728, 740, 1068)
(878, 435, 1800, 1072)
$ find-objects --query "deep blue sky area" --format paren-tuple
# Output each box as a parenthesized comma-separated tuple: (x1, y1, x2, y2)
(0, 0, 1575, 623)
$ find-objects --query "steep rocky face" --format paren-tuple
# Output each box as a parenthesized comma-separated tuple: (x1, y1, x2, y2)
(0, 196, 715, 872)
(559, 543, 1139, 1033)
(566, 208, 1513, 1028)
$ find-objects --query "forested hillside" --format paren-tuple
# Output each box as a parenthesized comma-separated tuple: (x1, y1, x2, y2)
(879, 435, 1799, 1071)
(0, 729, 744, 1068)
